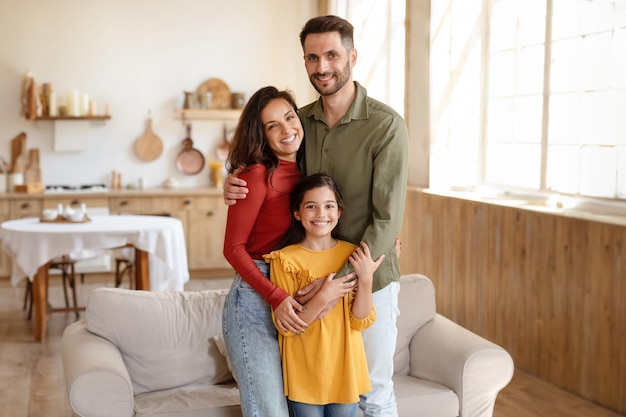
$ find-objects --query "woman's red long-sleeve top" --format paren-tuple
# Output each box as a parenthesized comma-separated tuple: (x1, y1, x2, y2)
(223, 161, 301, 310)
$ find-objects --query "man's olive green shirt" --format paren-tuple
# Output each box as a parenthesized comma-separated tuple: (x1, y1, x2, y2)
(299, 82, 409, 292)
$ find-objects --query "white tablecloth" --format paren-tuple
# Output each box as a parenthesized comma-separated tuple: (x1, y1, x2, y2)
(0, 215, 189, 291)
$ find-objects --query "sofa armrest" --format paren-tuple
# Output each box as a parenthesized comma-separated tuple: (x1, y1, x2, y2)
(61, 321, 134, 417)
(409, 314, 514, 417)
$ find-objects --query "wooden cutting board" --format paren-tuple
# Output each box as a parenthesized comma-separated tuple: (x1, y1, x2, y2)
(10, 132, 27, 173)
(135, 118, 163, 162)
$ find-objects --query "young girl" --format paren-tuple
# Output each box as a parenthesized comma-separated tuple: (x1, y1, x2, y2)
(264, 173, 384, 417)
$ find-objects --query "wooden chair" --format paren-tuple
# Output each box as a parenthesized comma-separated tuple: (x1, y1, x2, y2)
(113, 212, 172, 289)
(23, 255, 81, 320)
(23, 207, 113, 319)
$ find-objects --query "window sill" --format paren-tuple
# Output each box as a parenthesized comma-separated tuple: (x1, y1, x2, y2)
(421, 187, 626, 227)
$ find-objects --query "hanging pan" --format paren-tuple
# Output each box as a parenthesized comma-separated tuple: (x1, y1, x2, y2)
(176, 124, 205, 175)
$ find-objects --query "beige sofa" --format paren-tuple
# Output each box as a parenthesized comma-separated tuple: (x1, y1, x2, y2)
(61, 274, 514, 417)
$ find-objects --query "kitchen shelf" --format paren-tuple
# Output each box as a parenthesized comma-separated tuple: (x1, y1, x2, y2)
(176, 109, 241, 121)
(35, 115, 111, 121)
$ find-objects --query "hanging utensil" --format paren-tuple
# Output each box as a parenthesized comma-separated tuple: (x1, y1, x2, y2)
(135, 112, 163, 162)
(176, 124, 205, 175)
(215, 124, 231, 162)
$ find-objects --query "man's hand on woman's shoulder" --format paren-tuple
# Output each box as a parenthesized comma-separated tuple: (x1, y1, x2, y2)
(223, 168, 249, 206)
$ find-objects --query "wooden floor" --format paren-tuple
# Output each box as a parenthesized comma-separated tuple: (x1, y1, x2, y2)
(0, 275, 623, 417)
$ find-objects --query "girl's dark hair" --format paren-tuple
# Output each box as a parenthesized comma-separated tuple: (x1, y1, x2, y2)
(299, 15, 354, 51)
(226, 86, 298, 182)
(280, 173, 346, 247)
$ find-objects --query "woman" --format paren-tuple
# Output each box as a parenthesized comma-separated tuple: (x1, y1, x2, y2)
(222, 86, 309, 417)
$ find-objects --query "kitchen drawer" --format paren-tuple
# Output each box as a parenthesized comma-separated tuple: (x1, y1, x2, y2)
(109, 197, 153, 214)
(10, 199, 43, 219)
(44, 197, 109, 210)
(145, 196, 221, 213)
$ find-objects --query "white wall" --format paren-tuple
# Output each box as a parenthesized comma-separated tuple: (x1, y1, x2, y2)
(0, 0, 318, 189)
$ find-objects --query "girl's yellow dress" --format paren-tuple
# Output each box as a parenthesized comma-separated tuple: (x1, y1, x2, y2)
(264, 240, 376, 405)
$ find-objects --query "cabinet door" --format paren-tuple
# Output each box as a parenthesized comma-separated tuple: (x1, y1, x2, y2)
(0, 200, 11, 277)
(187, 198, 229, 270)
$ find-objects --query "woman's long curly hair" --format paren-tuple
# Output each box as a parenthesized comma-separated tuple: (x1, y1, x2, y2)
(226, 86, 299, 183)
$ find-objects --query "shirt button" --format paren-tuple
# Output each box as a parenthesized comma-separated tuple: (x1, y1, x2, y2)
(323, 148, 329, 153)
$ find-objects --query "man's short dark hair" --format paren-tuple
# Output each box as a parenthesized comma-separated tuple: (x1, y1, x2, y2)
(299, 15, 354, 51)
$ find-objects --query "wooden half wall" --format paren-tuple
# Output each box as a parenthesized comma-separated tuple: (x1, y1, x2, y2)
(398, 187, 626, 415)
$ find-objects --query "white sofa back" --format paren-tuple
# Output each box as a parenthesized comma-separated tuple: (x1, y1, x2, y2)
(86, 274, 438, 396)
(87, 288, 233, 395)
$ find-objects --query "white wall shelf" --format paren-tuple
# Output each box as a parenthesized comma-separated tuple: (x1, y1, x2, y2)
(175, 109, 241, 121)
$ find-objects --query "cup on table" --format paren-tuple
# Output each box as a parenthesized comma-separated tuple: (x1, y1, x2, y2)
(42, 209, 58, 220)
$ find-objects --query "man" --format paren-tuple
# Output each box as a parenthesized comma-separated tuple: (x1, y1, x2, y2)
(225, 15, 408, 417)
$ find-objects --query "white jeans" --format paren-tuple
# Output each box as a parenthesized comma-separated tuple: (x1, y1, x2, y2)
(358, 281, 400, 417)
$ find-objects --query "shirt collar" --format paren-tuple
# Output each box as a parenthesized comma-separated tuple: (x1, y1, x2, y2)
(304, 81, 369, 125)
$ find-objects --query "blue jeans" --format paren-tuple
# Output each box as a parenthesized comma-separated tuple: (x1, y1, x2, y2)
(222, 261, 289, 417)
(290, 400, 357, 417)
(359, 281, 400, 417)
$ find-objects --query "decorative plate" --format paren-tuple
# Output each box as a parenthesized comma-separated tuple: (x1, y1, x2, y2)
(196, 78, 232, 109)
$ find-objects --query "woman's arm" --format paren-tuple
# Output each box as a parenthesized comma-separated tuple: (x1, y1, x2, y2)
(223, 166, 289, 307)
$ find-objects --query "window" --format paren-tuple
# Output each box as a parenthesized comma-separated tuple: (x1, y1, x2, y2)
(430, 0, 626, 200)
(332, 0, 406, 116)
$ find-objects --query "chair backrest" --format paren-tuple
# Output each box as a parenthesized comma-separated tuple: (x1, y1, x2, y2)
(72, 207, 112, 272)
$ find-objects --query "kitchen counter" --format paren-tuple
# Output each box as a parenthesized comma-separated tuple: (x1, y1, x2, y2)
(0, 187, 224, 201)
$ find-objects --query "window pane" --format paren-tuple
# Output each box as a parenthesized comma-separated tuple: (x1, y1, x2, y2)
(516, 45, 544, 94)
(548, 93, 581, 145)
(487, 97, 514, 143)
(430, 0, 626, 201)
(547, 145, 580, 194)
(611, 28, 626, 88)
(581, 32, 612, 91)
(486, 143, 541, 188)
(336, 0, 405, 116)
(618, 147, 626, 198)
(513, 95, 543, 144)
(579, 146, 617, 198)
(550, 38, 582, 93)
(580, 90, 626, 146)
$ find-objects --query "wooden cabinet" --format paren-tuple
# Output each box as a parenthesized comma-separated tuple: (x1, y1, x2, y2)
(109, 190, 229, 270)
(0, 200, 11, 277)
(156, 195, 229, 269)
(185, 197, 229, 270)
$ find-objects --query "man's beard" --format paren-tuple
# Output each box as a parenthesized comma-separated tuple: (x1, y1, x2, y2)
(310, 59, 351, 96)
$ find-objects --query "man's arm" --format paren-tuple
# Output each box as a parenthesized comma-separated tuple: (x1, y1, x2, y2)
(335, 115, 409, 281)
(223, 168, 249, 206)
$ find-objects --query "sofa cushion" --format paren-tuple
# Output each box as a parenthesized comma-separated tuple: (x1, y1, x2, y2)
(134, 383, 242, 417)
(394, 274, 437, 375)
(393, 374, 458, 417)
(86, 287, 232, 395)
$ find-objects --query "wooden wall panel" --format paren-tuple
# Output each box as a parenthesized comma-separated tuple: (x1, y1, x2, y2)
(399, 188, 626, 415)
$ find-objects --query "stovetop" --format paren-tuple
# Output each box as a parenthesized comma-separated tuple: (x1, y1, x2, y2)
(44, 183, 109, 193)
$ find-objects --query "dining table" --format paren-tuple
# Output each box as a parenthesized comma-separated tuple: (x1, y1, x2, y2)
(0, 215, 189, 341)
